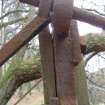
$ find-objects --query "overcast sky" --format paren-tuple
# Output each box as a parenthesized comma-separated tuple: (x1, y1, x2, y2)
(77, 21, 102, 36)
(74, 0, 104, 35)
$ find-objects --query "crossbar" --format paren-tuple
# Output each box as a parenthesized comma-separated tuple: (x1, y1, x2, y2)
(19, 0, 105, 29)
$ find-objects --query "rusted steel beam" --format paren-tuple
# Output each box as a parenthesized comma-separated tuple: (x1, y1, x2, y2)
(52, 21, 83, 105)
(73, 7, 105, 29)
(39, 28, 56, 104)
(52, 0, 73, 37)
(39, 0, 56, 104)
(70, 20, 82, 65)
(71, 21, 90, 105)
(0, 16, 50, 66)
(53, 23, 77, 105)
(52, 0, 77, 104)
(19, 0, 105, 29)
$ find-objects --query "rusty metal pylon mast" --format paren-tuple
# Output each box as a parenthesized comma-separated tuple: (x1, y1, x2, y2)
(0, 0, 105, 105)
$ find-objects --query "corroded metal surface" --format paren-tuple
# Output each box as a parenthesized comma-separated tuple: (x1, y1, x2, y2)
(19, 0, 105, 29)
(51, 0, 76, 104)
(0, 0, 88, 105)
(70, 20, 82, 65)
(0, 16, 50, 66)
(38, 0, 56, 104)
(52, 0, 73, 37)
(53, 27, 76, 105)
(38, 0, 52, 18)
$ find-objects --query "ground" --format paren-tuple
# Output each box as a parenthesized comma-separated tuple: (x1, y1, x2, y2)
(7, 89, 44, 105)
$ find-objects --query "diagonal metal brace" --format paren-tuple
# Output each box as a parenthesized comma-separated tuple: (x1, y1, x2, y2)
(0, 17, 51, 66)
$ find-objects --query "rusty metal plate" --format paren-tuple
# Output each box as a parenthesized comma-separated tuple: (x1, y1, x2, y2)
(0, 16, 50, 66)
(38, 0, 52, 18)
(52, 0, 73, 37)
(53, 21, 82, 105)
(38, 0, 56, 104)
(53, 22, 76, 105)
(70, 20, 82, 65)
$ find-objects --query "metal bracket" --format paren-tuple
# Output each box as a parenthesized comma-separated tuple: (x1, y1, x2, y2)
(52, 0, 73, 37)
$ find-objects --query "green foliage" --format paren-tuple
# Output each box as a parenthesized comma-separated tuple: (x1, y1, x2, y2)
(0, 55, 41, 88)
(86, 33, 105, 49)
(75, 60, 90, 105)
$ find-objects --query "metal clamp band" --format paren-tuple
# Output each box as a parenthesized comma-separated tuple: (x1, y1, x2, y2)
(52, 0, 73, 37)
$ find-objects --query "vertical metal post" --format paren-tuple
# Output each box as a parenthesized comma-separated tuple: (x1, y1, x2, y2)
(39, 0, 56, 104)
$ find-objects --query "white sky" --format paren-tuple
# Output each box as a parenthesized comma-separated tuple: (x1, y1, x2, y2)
(78, 21, 102, 36)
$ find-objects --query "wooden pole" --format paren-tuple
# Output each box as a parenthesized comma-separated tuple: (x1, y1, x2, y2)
(19, 1, 88, 105)
(53, 22, 77, 105)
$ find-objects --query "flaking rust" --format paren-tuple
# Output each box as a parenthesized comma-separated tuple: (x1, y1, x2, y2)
(52, 0, 73, 37)
(38, 0, 56, 104)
